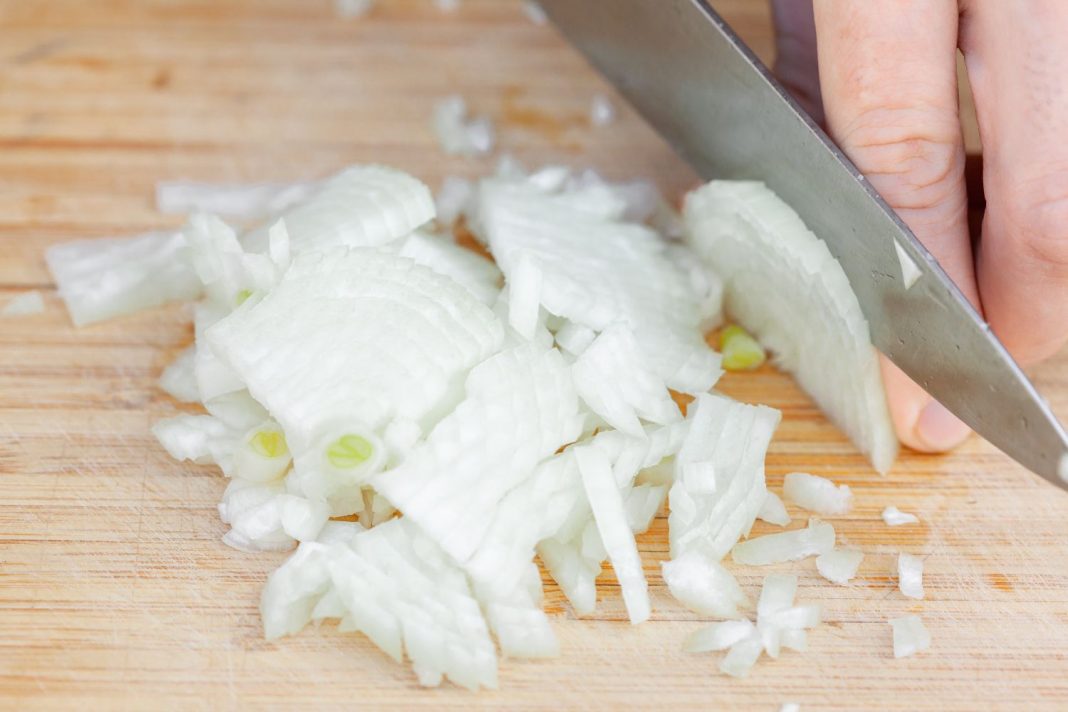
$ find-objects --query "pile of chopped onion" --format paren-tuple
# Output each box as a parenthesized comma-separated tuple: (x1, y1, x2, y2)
(46, 157, 932, 687)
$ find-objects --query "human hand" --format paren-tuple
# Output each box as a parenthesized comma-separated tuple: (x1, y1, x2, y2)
(771, 0, 1068, 453)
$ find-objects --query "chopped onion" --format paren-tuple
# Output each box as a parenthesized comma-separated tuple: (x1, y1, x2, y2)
(662, 550, 748, 618)
(815, 548, 864, 585)
(477, 176, 722, 394)
(571, 323, 682, 436)
(2, 290, 44, 317)
(435, 176, 475, 228)
(719, 324, 766, 371)
(670, 395, 781, 561)
(159, 346, 199, 403)
(894, 241, 922, 290)
(897, 553, 925, 599)
(433, 95, 495, 157)
(577, 445, 650, 624)
(757, 491, 791, 527)
(782, 471, 853, 515)
(731, 518, 835, 566)
(685, 180, 898, 473)
(719, 633, 763, 678)
(882, 505, 919, 526)
(46, 231, 201, 326)
(589, 94, 616, 127)
(155, 180, 315, 220)
(780, 704, 801, 712)
(336, 0, 373, 18)
(684, 619, 755, 653)
(890, 614, 930, 658)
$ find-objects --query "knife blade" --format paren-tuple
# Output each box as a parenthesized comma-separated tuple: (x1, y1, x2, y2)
(540, 0, 1068, 487)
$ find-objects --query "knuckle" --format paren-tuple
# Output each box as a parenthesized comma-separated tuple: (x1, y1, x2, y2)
(838, 106, 963, 211)
(1000, 181, 1068, 274)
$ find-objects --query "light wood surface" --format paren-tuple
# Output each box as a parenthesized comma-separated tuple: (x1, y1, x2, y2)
(1, 1, 1066, 709)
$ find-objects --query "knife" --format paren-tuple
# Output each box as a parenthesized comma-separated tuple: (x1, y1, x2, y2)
(539, 0, 1068, 487)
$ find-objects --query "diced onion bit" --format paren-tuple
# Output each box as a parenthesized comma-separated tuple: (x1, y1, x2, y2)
(890, 615, 931, 658)
(757, 491, 791, 527)
(782, 471, 852, 515)
(897, 553, 925, 600)
(2, 290, 45, 317)
(327, 434, 375, 469)
(731, 518, 835, 566)
(815, 548, 863, 585)
(53, 160, 906, 688)
(250, 430, 288, 459)
(719, 324, 766, 371)
(882, 505, 919, 526)
(780, 704, 801, 712)
(894, 241, 922, 290)
(589, 94, 616, 127)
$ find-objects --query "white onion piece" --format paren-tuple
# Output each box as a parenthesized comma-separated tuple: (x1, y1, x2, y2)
(685, 180, 898, 473)
(897, 553, 925, 599)
(719, 633, 764, 678)
(782, 472, 853, 515)
(894, 241, 922, 290)
(780, 704, 801, 712)
(2, 290, 44, 316)
(435, 176, 475, 228)
(156, 180, 315, 220)
(433, 95, 495, 157)
(159, 346, 200, 403)
(434, 0, 461, 11)
(477, 177, 722, 394)
(242, 166, 434, 254)
(624, 483, 667, 534)
(670, 394, 781, 561)
(46, 231, 201, 326)
(757, 491, 791, 527)
(577, 445, 650, 624)
(208, 248, 503, 462)
(662, 550, 748, 618)
(571, 323, 681, 436)
(756, 573, 797, 620)
(336, 0, 373, 18)
(553, 319, 596, 356)
(372, 342, 581, 565)
(890, 614, 930, 658)
(279, 495, 330, 542)
(731, 518, 835, 566)
(589, 94, 616, 127)
(398, 230, 501, 305)
(684, 619, 755, 653)
(231, 422, 291, 483)
(882, 505, 919, 526)
(815, 549, 864, 585)
(152, 414, 235, 466)
(339, 519, 498, 690)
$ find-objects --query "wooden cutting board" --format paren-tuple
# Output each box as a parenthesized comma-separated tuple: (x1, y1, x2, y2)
(1, 1, 1066, 709)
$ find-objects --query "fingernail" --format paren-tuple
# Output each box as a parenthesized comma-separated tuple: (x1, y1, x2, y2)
(916, 400, 971, 451)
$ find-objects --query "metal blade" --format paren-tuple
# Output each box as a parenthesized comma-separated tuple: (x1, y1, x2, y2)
(540, 0, 1068, 486)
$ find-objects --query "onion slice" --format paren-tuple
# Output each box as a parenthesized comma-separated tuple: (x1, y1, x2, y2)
(890, 614, 931, 658)
(782, 472, 853, 515)
(897, 553, 925, 599)
(685, 180, 898, 473)
(731, 518, 835, 566)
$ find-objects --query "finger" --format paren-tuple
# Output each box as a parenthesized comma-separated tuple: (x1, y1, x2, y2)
(813, 0, 974, 452)
(961, 0, 1068, 367)
(770, 0, 824, 124)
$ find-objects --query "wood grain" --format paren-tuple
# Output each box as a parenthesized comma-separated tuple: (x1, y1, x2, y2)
(1, 1, 1066, 709)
